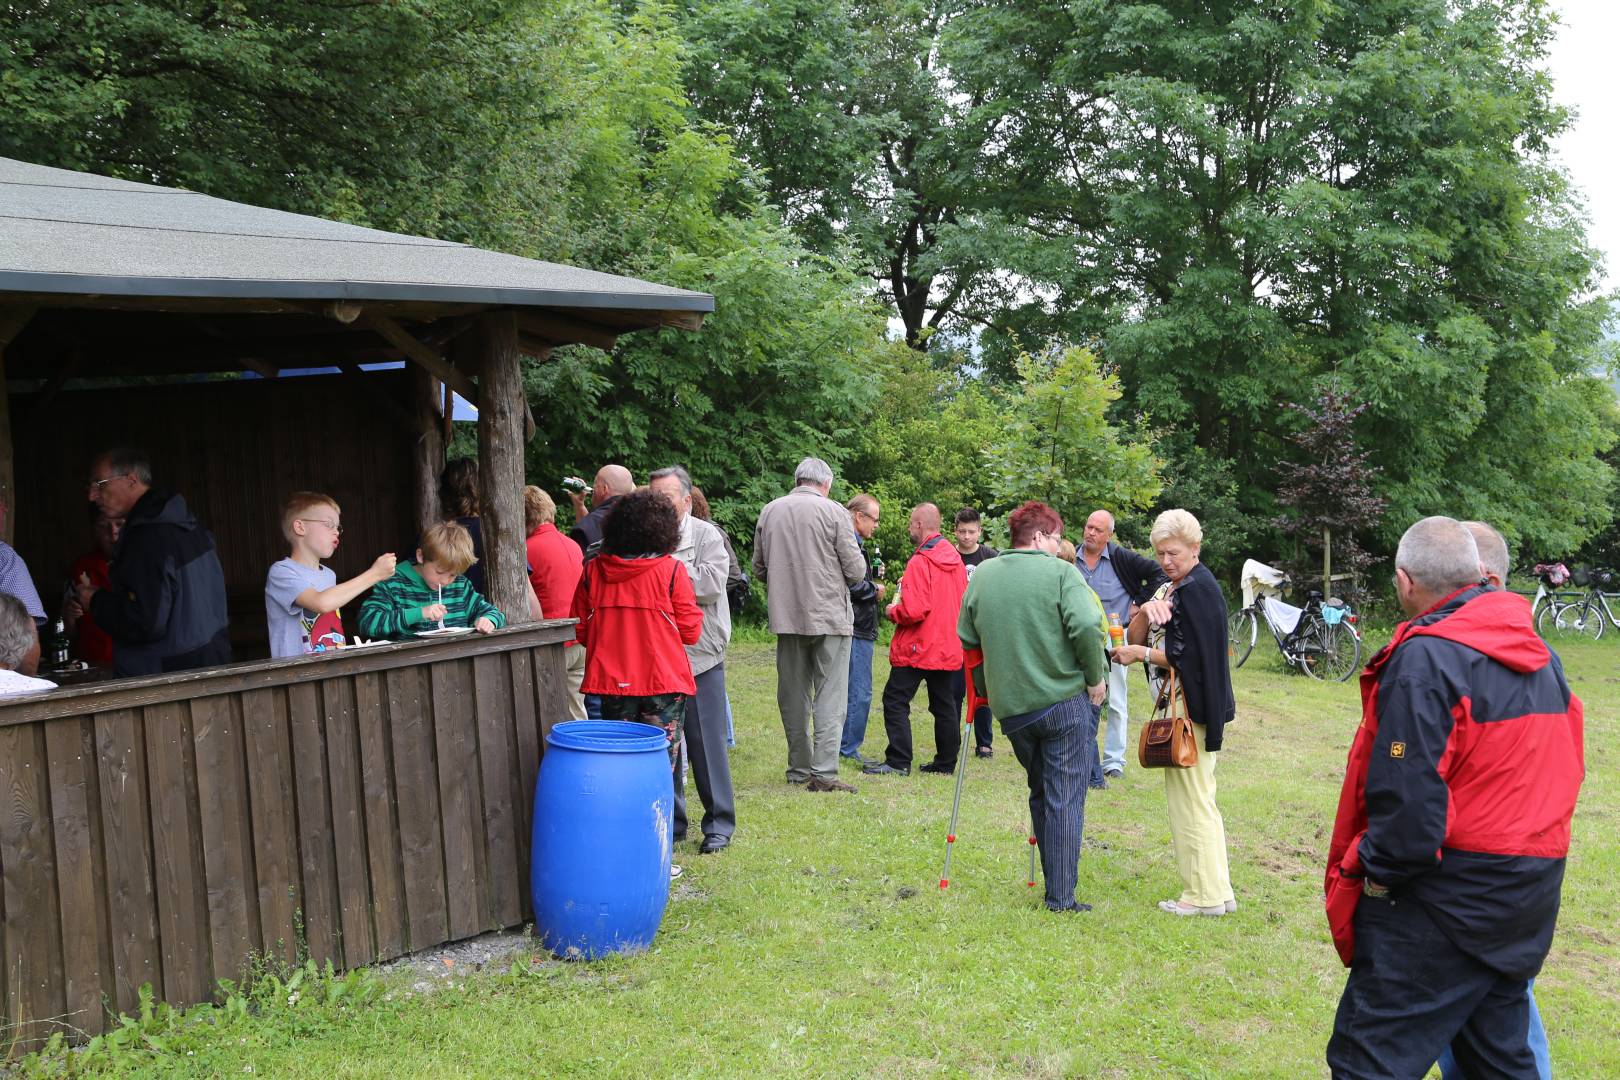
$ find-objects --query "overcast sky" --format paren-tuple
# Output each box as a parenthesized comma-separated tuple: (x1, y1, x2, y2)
(1547, 1, 1619, 295)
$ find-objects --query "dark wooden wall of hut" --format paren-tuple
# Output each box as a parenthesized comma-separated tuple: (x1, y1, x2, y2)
(9, 371, 418, 657)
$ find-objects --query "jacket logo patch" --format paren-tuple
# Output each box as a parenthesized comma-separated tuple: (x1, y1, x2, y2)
(1390, 742, 1406, 759)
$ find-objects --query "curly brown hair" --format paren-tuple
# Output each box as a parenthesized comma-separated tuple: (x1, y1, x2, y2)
(601, 489, 680, 557)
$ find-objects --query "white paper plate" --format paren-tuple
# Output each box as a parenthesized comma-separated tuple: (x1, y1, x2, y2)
(415, 626, 475, 638)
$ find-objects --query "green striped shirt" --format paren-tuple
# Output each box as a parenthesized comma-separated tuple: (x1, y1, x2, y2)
(358, 561, 505, 640)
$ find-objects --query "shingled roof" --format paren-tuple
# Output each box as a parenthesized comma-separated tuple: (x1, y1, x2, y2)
(0, 157, 714, 317)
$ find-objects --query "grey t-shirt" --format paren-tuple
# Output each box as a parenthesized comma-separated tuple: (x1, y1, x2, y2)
(265, 558, 340, 658)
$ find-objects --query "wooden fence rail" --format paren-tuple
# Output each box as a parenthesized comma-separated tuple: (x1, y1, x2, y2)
(0, 622, 574, 1053)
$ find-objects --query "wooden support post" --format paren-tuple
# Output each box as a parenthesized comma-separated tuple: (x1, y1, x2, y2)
(0, 306, 38, 546)
(1323, 526, 1332, 595)
(475, 312, 529, 626)
(409, 366, 445, 540)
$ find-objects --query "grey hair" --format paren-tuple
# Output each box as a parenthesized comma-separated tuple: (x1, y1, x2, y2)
(794, 457, 834, 488)
(1461, 521, 1511, 584)
(99, 446, 152, 485)
(648, 465, 693, 497)
(0, 594, 37, 670)
(1396, 516, 1482, 593)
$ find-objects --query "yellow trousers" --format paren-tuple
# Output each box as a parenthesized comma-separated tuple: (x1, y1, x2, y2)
(1163, 722, 1233, 907)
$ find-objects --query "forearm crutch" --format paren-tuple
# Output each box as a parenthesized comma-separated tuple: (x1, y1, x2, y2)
(938, 706, 976, 890)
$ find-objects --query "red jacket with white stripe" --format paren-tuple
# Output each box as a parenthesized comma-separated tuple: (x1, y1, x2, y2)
(1324, 586, 1584, 975)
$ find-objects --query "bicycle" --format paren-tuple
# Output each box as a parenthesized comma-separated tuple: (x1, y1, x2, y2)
(1539, 568, 1620, 642)
(1229, 578, 1362, 682)
(1528, 563, 1583, 630)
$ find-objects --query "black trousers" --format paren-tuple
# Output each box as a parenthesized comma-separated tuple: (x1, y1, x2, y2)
(1327, 894, 1539, 1079)
(948, 669, 993, 750)
(881, 666, 960, 769)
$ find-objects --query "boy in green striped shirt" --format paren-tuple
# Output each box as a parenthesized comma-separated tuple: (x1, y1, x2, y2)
(358, 522, 505, 640)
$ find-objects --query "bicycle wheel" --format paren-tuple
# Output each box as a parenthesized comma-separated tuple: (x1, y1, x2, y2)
(1536, 599, 1566, 639)
(1228, 609, 1257, 668)
(1299, 616, 1361, 682)
(1553, 602, 1604, 642)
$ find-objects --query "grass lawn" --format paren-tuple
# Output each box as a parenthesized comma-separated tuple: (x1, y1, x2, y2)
(23, 636, 1619, 1078)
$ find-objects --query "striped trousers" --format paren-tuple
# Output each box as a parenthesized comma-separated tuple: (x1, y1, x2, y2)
(1005, 693, 1098, 911)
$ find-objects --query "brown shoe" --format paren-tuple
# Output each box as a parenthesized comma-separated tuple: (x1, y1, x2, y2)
(806, 775, 857, 793)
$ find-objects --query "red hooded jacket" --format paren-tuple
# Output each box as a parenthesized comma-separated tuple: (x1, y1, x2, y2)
(1324, 586, 1583, 975)
(572, 554, 702, 697)
(887, 533, 967, 670)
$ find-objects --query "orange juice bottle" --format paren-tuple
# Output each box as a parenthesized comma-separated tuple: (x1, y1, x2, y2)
(1108, 612, 1125, 649)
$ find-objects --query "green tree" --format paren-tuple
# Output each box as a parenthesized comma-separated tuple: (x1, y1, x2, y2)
(984, 346, 1162, 534)
(974, 0, 1617, 564)
(677, 0, 1053, 351)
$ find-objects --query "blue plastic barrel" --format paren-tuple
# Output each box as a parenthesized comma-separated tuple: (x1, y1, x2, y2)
(531, 720, 672, 959)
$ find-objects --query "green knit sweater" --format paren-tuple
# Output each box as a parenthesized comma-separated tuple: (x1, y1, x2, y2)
(956, 549, 1108, 718)
(357, 561, 505, 641)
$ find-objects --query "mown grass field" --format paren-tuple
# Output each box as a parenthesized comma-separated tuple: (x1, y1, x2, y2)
(21, 635, 1619, 1078)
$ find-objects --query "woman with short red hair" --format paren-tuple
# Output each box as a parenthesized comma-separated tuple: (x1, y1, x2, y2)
(957, 500, 1109, 912)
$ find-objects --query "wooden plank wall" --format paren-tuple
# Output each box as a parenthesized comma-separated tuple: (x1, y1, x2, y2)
(0, 635, 570, 1054)
(9, 372, 417, 657)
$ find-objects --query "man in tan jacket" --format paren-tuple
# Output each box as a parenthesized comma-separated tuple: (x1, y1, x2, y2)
(753, 457, 867, 792)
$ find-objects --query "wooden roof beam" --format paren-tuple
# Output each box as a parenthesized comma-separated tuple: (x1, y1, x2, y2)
(514, 311, 618, 351)
(363, 313, 480, 408)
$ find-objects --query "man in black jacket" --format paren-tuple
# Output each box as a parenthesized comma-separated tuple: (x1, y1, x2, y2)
(76, 447, 231, 676)
(567, 464, 634, 558)
(1077, 510, 1166, 779)
(840, 493, 884, 766)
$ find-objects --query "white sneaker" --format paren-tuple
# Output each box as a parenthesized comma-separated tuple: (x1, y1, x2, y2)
(1158, 899, 1225, 916)
(1224, 899, 1238, 913)
(670, 863, 683, 880)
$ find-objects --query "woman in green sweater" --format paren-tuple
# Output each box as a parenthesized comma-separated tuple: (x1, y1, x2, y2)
(957, 500, 1108, 913)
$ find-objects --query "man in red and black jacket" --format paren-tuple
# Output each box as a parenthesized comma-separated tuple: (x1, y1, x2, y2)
(865, 503, 968, 776)
(1324, 517, 1583, 1079)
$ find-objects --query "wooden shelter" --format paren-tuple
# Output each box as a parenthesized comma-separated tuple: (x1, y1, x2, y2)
(0, 156, 713, 1050)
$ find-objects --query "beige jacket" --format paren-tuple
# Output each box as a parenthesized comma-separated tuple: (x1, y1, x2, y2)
(670, 513, 732, 676)
(752, 486, 866, 636)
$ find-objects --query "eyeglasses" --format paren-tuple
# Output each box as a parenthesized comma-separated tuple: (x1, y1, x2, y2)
(856, 510, 880, 523)
(88, 475, 122, 492)
(299, 518, 343, 533)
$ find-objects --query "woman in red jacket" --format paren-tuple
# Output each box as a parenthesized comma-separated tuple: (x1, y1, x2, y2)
(571, 490, 702, 780)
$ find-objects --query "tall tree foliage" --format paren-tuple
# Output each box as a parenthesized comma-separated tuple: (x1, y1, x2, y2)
(677, 0, 1041, 350)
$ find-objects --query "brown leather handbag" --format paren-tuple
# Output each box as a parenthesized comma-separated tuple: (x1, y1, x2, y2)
(1138, 668, 1198, 769)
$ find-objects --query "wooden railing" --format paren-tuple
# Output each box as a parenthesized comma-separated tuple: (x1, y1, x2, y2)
(0, 621, 575, 1052)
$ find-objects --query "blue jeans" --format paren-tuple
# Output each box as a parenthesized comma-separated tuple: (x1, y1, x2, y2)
(1004, 695, 1097, 911)
(841, 636, 875, 757)
(1437, 980, 1549, 1079)
(585, 694, 603, 720)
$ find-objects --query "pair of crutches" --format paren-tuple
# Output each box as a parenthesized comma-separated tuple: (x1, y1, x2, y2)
(938, 651, 1038, 892)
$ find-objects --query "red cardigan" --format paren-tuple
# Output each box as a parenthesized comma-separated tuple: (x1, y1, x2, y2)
(572, 554, 701, 697)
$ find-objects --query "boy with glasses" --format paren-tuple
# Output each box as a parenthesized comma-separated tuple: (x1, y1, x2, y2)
(265, 492, 398, 657)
